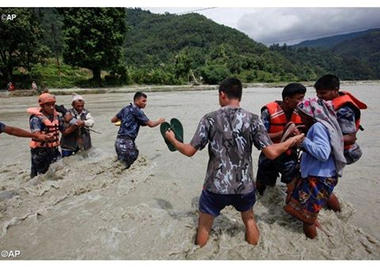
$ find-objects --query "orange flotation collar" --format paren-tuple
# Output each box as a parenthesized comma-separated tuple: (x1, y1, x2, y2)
(27, 107, 60, 149)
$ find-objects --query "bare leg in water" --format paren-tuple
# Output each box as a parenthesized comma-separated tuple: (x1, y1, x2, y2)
(303, 222, 317, 239)
(196, 210, 260, 247)
(196, 212, 214, 247)
(327, 193, 341, 212)
(241, 209, 260, 245)
(286, 177, 298, 203)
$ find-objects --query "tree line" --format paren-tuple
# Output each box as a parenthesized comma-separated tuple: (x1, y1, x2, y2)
(0, 8, 379, 89)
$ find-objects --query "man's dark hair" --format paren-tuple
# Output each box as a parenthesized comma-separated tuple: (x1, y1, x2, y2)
(219, 78, 242, 100)
(282, 83, 307, 99)
(134, 91, 147, 101)
(314, 74, 340, 91)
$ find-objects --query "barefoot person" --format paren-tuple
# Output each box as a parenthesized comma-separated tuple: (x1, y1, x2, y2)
(284, 97, 346, 239)
(165, 78, 304, 247)
(111, 92, 165, 168)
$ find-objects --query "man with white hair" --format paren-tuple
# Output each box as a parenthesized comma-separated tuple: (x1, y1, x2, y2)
(61, 94, 95, 157)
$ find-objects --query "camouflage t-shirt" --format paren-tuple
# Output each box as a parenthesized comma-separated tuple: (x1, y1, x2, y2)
(190, 106, 272, 195)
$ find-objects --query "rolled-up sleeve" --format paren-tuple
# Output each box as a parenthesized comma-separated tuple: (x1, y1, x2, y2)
(260, 108, 271, 132)
(29, 117, 42, 133)
(136, 109, 149, 126)
(251, 118, 272, 150)
(84, 112, 95, 127)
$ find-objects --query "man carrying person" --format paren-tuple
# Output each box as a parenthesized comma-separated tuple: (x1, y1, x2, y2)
(164, 78, 304, 247)
(256, 83, 306, 196)
(61, 94, 95, 157)
(111, 91, 165, 169)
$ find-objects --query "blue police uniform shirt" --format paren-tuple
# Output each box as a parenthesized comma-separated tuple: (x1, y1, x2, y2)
(116, 103, 149, 140)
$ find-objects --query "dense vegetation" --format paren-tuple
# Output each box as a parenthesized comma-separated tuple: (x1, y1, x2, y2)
(0, 8, 379, 89)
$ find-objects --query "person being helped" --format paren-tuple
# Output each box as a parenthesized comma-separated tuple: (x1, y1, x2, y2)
(284, 97, 346, 239)
(28, 93, 78, 178)
(315, 74, 367, 165)
(111, 91, 165, 169)
(164, 78, 304, 247)
(61, 94, 95, 157)
(256, 83, 306, 196)
(315, 74, 367, 212)
(0, 121, 51, 141)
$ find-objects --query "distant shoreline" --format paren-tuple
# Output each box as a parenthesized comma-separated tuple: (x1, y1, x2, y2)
(1, 80, 379, 98)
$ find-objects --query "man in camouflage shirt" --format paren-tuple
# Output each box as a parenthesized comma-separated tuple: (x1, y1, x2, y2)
(165, 78, 304, 247)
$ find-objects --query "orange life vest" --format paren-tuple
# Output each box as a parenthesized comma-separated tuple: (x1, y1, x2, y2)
(27, 107, 60, 149)
(264, 101, 303, 143)
(332, 91, 367, 150)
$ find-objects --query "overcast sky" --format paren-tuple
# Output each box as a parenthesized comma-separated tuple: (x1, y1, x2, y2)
(146, 7, 380, 45)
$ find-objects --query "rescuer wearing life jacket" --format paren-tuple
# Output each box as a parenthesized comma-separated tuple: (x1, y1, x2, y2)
(61, 94, 95, 157)
(256, 83, 306, 196)
(315, 74, 367, 213)
(28, 93, 78, 178)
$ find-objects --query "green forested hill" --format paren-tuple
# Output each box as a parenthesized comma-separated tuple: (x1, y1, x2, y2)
(1, 7, 379, 89)
(124, 8, 380, 83)
(125, 9, 268, 66)
(332, 30, 380, 76)
(124, 8, 303, 84)
(293, 28, 379, 49)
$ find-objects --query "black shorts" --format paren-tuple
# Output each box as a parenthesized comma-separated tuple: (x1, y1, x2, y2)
(199, 190, 256, 217)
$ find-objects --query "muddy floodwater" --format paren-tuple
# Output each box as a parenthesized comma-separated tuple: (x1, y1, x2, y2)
(0, 82, 379, 259)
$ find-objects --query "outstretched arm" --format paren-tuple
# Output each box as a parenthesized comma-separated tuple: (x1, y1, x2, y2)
(4, 125, 52, 141)
(165, 130, 197, 157)
(261, 134, 304, 160)
(146, 118, 165, 128)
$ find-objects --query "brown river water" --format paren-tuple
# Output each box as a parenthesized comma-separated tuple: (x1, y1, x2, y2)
(0, 82, 379, 259)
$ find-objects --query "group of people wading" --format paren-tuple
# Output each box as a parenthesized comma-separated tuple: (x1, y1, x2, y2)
(0, 74, 367, 247)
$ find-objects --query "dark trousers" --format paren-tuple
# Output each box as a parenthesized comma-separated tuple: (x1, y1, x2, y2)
(31, 147, 61, 178)
(115, 136, 139, 169)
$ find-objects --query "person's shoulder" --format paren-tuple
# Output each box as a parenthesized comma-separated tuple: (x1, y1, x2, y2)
(312, 122, 328, 133)
(29, 114, 42, 121)
(240, 108, 260, 121)
(119, 104, 131, 113)
(203, 109, 219, 119)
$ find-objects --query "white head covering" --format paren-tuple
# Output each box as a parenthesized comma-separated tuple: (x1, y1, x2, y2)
(72, 93, 84, 103)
